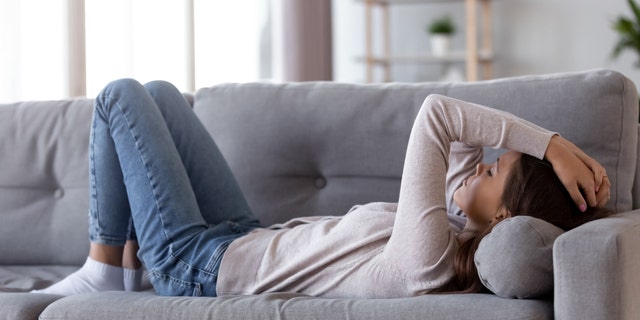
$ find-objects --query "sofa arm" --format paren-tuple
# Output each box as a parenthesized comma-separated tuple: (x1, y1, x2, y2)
(553, 211, 640, 320)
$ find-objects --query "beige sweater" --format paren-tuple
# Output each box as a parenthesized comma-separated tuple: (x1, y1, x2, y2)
(216, 94, 555, 298)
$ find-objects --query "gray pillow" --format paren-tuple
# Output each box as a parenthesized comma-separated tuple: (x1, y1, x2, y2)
(474, 216, 564, 299)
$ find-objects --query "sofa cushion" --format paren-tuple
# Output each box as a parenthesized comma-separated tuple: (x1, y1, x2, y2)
(475, 216, 564, 298)
(0, 266, 78, 292)
(0, 99, 93, 266)
(0, 292, 63, 320)
(193, 69, 637, 226)
(38, 291, 552, 320)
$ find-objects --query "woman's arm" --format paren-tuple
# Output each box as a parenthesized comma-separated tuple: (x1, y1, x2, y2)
(445, 142, 483, 217)
(381, 94, 556, 281)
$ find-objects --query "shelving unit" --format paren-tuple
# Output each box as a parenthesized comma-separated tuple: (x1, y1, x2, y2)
(359, 0, 493, 82)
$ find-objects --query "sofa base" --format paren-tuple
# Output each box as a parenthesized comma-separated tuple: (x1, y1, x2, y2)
(39, 291, 552, 320)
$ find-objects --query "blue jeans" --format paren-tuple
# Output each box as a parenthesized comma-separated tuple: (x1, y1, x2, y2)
(89, 79, 261, 296)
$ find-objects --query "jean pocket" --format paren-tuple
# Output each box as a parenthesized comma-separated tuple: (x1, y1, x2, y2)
(148, 271, 203, 297)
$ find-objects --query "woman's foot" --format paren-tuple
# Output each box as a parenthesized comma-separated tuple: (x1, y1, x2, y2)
(31, 257, 124, 295)
(123, 267, 143, 291)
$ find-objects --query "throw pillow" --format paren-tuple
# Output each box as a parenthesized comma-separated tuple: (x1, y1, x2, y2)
(474, 216, 564, 299)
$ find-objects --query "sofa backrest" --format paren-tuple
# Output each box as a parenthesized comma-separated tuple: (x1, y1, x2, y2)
(194, 69, 639, 226)
(0, 99, 93, 265)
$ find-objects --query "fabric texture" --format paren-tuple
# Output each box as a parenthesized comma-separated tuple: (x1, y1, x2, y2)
(475, 216, 564, 298)
(217, 94, 554, 298)
(194, 69, 637, 228)
(0, 266, 77, 293)
(38, 291, 553, 320)
(0, 293, 64, 320)
(0, 99, 93, 266)
(554, 212, 640, 320)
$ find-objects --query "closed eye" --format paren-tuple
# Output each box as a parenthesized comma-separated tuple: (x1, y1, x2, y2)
(486, 169, 493, 177)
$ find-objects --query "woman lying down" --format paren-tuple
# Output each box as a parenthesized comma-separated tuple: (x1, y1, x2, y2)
(33, 79, 611, 297)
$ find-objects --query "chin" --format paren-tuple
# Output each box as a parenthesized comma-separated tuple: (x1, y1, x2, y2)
(453, 188, 464, 209)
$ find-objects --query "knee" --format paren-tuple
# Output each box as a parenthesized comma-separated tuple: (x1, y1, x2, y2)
(101, 78, 143, 96)
(95, 78, 146, 115)
(144, 80, 179, 98)
(96, 78, 145, 102)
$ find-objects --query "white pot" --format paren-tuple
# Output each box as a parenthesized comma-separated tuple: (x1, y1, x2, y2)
(430, 34, 452, 57)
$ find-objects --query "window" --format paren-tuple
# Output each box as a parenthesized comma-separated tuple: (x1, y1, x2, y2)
(0, 0, 68, 102)
(0, 0, 272, 103)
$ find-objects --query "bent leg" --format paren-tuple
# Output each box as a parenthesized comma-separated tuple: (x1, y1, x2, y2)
(94, 79, 205, 261)
(143, 80, 260, 227)
(93, 79, 252, 296)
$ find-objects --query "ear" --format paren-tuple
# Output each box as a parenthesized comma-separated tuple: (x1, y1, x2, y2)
(489, 207, 511, 225)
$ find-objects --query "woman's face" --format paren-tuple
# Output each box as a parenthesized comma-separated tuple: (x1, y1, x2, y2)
(454, 150, 522, 225)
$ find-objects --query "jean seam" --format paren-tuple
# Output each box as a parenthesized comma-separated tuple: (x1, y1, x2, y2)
(90, 105, 127, 244)
(109, 95, 174, 254)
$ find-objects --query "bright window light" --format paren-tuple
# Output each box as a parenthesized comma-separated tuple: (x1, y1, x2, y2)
(194, 0, 271, 87)
(0, 0, 67, 103)
(0, 0, 271, 103)
(85, 0, 190, 97)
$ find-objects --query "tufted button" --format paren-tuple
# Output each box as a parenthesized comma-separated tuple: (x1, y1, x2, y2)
(314, 176, 327, 189)
(54, 188, 64, 199)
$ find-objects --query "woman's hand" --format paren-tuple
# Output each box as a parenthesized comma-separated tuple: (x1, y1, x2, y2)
(544, 135, 611, 211)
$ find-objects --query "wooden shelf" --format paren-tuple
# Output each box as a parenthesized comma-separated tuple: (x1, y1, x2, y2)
(357, 0, 470, 4)
(358, 50, 494, 65)
(360, 0, 494, 82)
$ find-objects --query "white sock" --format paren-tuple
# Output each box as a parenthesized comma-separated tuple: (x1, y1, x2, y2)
(123, 267, 143, 292)
(31, 257, 124, 296)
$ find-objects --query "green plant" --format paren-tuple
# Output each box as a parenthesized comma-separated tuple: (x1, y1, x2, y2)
(428, 15, 456, 35)
(612, 0, 640, 122)
(612, 0, 640, 66)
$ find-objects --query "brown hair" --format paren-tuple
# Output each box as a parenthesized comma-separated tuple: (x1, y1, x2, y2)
(434, 154, 613, 294)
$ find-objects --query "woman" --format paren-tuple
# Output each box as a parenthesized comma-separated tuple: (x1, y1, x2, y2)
(33, 79, 611, 297)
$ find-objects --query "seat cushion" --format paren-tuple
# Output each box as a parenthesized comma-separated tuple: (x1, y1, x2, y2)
(0, 266, 77, 292)
(39, 291, 552, 320)
(0, 292, 64, 320)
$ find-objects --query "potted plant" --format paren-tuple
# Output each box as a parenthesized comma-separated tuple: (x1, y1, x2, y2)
(612, 0, 640, 66)
(428, 15, 456, 56)
(612, 0, 640, 121)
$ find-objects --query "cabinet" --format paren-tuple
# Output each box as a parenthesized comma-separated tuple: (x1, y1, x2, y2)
(360, 0, 493, 82)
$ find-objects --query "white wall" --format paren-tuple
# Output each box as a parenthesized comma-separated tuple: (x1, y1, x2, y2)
(333, 0, 640, 87)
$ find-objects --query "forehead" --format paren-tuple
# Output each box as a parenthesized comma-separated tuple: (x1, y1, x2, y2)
(498, 150, 522, 172)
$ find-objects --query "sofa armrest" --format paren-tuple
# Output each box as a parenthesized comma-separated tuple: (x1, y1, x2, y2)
(553, 211, 640, 320)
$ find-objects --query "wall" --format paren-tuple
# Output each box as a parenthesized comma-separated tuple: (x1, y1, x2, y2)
(333, 0, 640, 87)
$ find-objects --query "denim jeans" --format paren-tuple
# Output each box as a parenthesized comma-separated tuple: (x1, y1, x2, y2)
(89, 79, 261, 296)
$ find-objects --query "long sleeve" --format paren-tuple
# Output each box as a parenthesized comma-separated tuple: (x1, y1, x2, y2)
(380, 94, 556, 290)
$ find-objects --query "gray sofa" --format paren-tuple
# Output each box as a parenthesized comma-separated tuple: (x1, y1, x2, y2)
(1, 69, 639, 319)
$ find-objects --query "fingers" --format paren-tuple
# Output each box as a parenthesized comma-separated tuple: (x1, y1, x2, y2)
(568, 184, 588, 212)
(595, 175, 611, 207)
(581, 181, 598, 210)
(581, 174, 610, 209)
(545, 135, 612, 211)
(588, 161, 607, 193)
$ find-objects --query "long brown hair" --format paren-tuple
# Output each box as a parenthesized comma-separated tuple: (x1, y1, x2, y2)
(434, 154, 613, 294)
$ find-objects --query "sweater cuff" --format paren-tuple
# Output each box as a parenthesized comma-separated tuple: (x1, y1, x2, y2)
(507, 122, 557, 160)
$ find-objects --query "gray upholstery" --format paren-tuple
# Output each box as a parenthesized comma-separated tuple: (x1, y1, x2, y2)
(38, 291, 552, 320)
(195, 70, 637, 226)
(0, 69, 639, 319)
(0, 99, 92, 266)
(0, 293, 63, 320)
(554, 211, 640, 319)
(475, 216, 564, 299)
